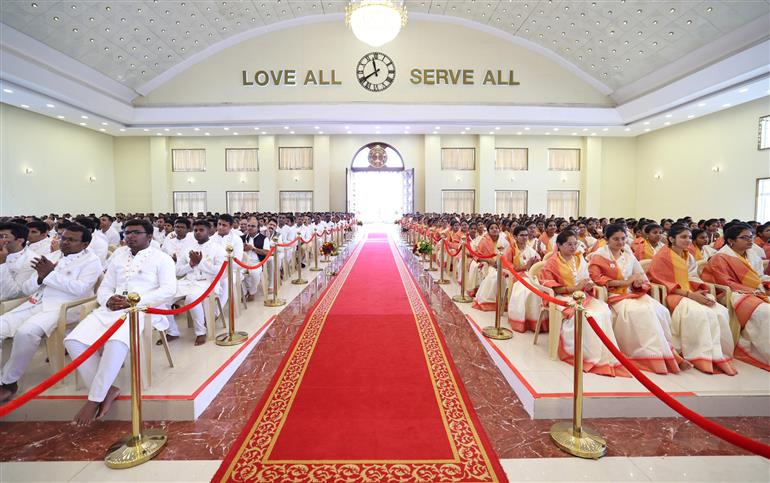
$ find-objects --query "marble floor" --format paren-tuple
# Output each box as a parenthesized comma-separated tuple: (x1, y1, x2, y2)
(0, 225, 768, 481)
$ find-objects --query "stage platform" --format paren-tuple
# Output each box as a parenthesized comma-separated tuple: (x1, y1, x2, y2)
(0, 259, 341, 422)
(409, 239, 770, 420)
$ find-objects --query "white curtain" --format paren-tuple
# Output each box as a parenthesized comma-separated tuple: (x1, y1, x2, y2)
(547, 191, 579, 218)
(757, 178, 770, 223)
(441, 148, 475, 170)
(280, 191, 313, 212)
(227, 191, 260, 213)
(172, 149, 206, 171)
(173, 191, 207, 214)
(442, 190, 475, 214)
(495, 191, 527, 215)
(279, 147, 313, 170)
(495, 148, 528, 170)
(548, 148, 580, 171)
(760, 116, 769, 150)
(226, 148, 258, 171)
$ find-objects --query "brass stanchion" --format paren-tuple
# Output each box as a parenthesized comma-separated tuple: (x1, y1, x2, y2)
(309, 234, 322, 271)
(426, 237, 437, 272)
(550, 291, 607, 459)
(291, 238, 307, 285)
(483, 248, 513, 340)
(216, 246, 248, 346)
(105, 293, 166, 469)
(264, 236, 286, 307)
(436, 236, 449, 284)
(452, 238, 473, 303)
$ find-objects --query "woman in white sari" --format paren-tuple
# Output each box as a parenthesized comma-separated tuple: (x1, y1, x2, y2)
(472, 222, 510, 310)
(589, 224, 684, 374)
(506, 226, 543, 332)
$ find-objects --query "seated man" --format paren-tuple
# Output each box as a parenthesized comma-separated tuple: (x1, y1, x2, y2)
(169, 220, 226, 346)
(211, 214, 244, 304)
(0, 224, 101, 401)
(63, 219, 176, 425)
(26, 220, 53, 256)
(242, 216, 266, 302)
(162, 217, 196, 262)
(75, 216, 108, 269)
(261, 219, 281, 292)
(98, 214, 121, 247)
(0, 222, 38, 301)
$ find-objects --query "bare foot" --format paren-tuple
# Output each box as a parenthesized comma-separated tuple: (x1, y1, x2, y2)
(0, 382, 18, 402)
(156, 334, 180, 346)
(74, 401, 100, 426)
(96, 385, 121, 420)
(195, 335, 207, 346)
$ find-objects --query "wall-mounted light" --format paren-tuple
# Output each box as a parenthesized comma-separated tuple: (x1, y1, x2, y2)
(187, 177, 194, 184)
(456, 176, 462, 182)
(293, 176, 299, 182)
(24, 167, 33, 175)
(653, 171, 662, 180)
(88, 175, 97, 182)
(510, 176, 516, 182)
(239, 177, 247, 184)
(560, 174, 568, 183)
(712, 165, 721, 173)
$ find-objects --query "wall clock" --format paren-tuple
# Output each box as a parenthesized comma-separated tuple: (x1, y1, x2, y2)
(356, 52, 396, 92)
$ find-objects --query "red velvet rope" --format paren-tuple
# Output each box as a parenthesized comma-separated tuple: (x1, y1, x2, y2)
(443, 239, 462, 258)
(584, 314, 770, 458)
(233, 245, 276, 270)
(275, 236, 300, 248)
(502, 257, 569, 307)
(0, 315, 127, 418)
(145, 261, 228, 315)
(299, 232, 316, 245)
(464, 240, 497, 260)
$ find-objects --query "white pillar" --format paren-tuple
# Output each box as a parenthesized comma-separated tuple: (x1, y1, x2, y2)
(478, 135, 495, 213)
(259, 135, 277, 211)
(582, 137, 603, 217)
(313, 135, 330, 211)
(149, 136, 171, 212)
(424, 134, 441, 212)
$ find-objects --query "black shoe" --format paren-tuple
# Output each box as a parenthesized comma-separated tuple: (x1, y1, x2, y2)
(0, 382, 18, 402)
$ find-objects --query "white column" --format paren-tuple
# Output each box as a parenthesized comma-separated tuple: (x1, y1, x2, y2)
(259, 135, 277, 212)
(313, 135, 330, 211)
(477, 135, 495, 213)
(149, 136, 171, 212)
(582, 137, 603, 217)
(424, 134, 442, 212)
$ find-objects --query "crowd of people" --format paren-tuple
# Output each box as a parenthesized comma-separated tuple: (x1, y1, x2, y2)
(402, 213, 770, 378)
(0, 211, 355, 424)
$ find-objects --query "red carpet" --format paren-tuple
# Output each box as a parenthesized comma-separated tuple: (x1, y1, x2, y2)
(213, 232, 508, 482)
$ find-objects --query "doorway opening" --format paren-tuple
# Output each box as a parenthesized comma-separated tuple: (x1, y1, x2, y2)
(346, 143, 413, 223)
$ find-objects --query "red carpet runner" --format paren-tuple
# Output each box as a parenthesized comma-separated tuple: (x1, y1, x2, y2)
(213, 232, 508, 482)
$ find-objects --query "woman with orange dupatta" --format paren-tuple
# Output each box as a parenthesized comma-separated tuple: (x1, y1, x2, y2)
(755, 222, 770, 260)
(444, 220, 463, 279)
(538, 230, 629, 377)
(472, 222, 510, 310)
(689, 229, 717, 262)
(537, 220, 558, 258)
(649, 225, 737, 375)
(589, 224, 684, 374)
(506, 226, 543, 332)
(632, 223, 665, 261)
(702, 224, 770, 371)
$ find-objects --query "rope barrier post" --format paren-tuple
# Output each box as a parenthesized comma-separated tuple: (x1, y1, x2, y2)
(216, 246, 248, 346)
(452, 237, 473, 303)
(426, 237, 437, 272)
(483, 247, 513, 340)
(436, 236, 449, 284)
(550, 290, 607, 459)
(264, 235, 286, 307)
(291, 238, 307, 285)
(310, 234, 322, 271)
(105, 293, 166, 469)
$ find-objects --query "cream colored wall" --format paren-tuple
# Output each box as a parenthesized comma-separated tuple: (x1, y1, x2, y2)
(137, 20, 611, 107)
(598, 137, 637, 218)
(114, 137, 152, 213)
(635, 98, 770, 221)
(0, 104, 116, 216)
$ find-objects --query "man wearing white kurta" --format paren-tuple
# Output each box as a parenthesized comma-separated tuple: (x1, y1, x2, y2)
(64, 219, 176, 425)
(26, 221, 53, 256)
(0, 223, 38, 301)
(169, 220, 226, 346)
(0, 225, 101, 402)
(76, 217, 109, 269)
(99, 215, 121, 247)
(210, 214, 244, 306)
(162, 218, 196, 261)
(241, 217, 266, 301)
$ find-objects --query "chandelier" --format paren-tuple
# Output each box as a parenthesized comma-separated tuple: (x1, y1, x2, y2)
(345, 0, 407, 47)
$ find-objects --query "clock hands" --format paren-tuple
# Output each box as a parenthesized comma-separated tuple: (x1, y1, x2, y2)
(362, 64, 381, 82)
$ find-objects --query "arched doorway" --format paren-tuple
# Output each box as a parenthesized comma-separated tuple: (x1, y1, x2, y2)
(346, 143, 414, 223)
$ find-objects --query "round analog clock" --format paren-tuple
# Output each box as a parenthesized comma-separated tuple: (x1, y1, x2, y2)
(356, 52, 396, 92)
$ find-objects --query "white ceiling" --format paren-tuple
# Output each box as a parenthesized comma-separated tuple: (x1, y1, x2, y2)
(1, 0, 768, 95)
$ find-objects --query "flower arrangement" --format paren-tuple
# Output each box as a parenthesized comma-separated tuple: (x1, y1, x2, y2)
(321, 241, 336, 256)
(416, 240, 434, 255)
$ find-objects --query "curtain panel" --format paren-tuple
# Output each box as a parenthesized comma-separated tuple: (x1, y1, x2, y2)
(441, 148, 475, 170)
(495, 190, 528, 215)
(172, 149, 206, 172)
(226, 148, 259, 171)
(547, 190, 579, 218)
(547, 148, 580, 171)
(442, 190, 475, 213)
(279, 147, 313, 170)
(495, 148, 528, 170)
(279, 191, 313, 212)
(173, 191, 207, 214)
(227, 191, 260, 213)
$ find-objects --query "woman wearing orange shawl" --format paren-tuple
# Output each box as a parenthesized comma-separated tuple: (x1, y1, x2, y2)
(689, 229, 717, 262)
(538, 230, 629, 377)
(444, 220, 464, 279)
(506, 226, 542, 331)
(649, 225, 737, 375)
(755, 222, 770, 260)
(472, 222, 510, 310)
(589, 224, 683, 374)
(702, 224, 770, 371)
(631, 223, 665, 261)
(537, 220, 558, 258)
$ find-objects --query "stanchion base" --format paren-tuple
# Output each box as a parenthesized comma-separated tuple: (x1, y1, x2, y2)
(549, 422, 607, 459)
(452, 294, 474, 303)
(215, 331, 249, 346)
(309, 267, 323, 272)
(435, 279, 450, 285)
(264, 298, 286, 307)
(291, 278, 308, 285)
(105, 429, 167, 469)
(424, 267, 437, 272)
(482, 326, 514, 340)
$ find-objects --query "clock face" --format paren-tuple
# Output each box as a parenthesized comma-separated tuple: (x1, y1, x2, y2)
(356, 52, 396, 92)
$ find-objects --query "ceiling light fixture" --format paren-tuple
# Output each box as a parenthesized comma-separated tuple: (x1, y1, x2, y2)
(345, 0, 407, 47)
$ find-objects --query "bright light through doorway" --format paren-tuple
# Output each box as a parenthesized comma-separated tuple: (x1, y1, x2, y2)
(351, 171, 403, 223)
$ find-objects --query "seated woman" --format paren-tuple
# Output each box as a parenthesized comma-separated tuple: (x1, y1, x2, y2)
(649, 225, 737, 375)
(538, 230, 630, 377)
(576, 221, 596, 255)
(537, 220, 558, 258)
(754, 222, 770, 260)
(702, 223, 770, 371)
(444, 219, 463, 278)
(472, 222, 510, 309)
(689, 229, 717, 262)
(632, 223, 664, 261)
(463, 223, 485, 295)
(506, 226, 543, 332)
(589, 224, 684, 374)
